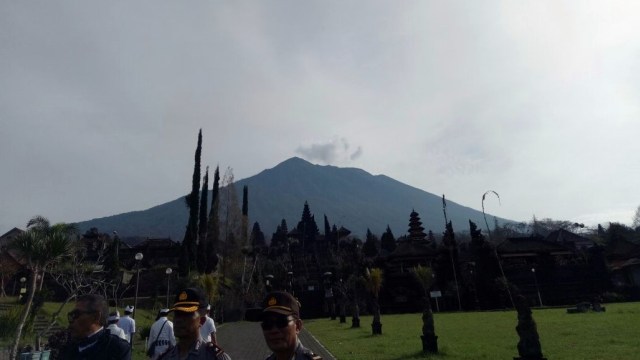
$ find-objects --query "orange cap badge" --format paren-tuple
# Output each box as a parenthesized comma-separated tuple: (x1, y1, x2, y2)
(268, 297, 277, 306)
(179, 291, 188, 301)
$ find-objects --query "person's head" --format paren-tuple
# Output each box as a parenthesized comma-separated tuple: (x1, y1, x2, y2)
(156, 308, 170, 321)
(68, 294, 108, 339)
(124, 305, 134, 315)
(169, 287, 209, 340)
(260, 291, 303, 355)
(107, 311, 120, 325)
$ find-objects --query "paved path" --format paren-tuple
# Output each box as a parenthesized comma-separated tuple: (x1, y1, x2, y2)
(216, 321, 336, 360)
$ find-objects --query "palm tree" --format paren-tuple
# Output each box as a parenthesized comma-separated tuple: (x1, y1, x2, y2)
(365, 267, 383, 335)
(413, 265, 438, 353)
(8, 216, 76, 360)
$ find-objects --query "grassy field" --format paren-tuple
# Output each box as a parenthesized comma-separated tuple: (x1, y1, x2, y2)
(303, 302, 640, 360)
(3, 298, 639, 360)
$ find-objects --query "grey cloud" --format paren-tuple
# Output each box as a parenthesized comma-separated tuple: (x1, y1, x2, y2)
(295, 138, 362, 164)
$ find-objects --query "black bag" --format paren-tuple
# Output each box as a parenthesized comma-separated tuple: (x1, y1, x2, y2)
(146, 320, 168, 358)
(146, 341, 156, 357)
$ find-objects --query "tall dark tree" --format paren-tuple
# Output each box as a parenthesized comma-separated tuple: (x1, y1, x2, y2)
(105, 232, 121, 282)
(204, 166, 220, 274)
(363, 229, 379, 258)
(427, 230, 437, 249)
(469, 220, 484, 250)
(324, 215, 331, 238)
(250, 222, 267, 249)
(442, 220, 462, 310)
(380, 225, 396, 254)
(180, 129, 202, 277)
(330, 224, 339, 252)
(197, 167, 209, 274)
(467, 220, 501, 309)
(269, 219, 289, 257)
(242, 185, 249, 247)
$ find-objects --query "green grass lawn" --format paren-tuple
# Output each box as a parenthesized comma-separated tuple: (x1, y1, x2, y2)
(304, 303, 640, 360)
(3, 299, 639, 360)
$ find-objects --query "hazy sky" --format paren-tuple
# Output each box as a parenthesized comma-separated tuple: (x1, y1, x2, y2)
(2, 1, 639, 235)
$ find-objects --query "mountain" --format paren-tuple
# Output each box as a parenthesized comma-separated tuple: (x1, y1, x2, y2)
(76, 157, 509, 240)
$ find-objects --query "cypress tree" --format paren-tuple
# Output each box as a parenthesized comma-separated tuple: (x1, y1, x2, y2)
(363, 228, 379, 257)
(443, 220, 462, 310)
(324, 215, 331, 237)
(469, 220, 500, 308)
(427, 230, 437, 249)
(179, 129, 202, 277)
(469, 220, 484, 250)
(330, 224, 339, 252)
(242, 185, 249, 247)
(270, 219, 290, 257)
(280, 219, 288, 237)
(197, 167, 209, 274)
(380, 225, 396, 254)
(204, 166, 220, 274)
(250, 222, 266, 249)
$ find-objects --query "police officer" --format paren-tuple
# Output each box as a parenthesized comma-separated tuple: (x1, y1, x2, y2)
(260, 291, 321, 360)
(158, 287, 230, 360)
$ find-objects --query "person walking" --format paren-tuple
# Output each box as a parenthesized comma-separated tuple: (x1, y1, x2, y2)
(158, 287, 231, 360)
(60, 294, 131, 360)
(118, 305, 136, 345)
(200, 305, 217, 344)
(107, 311, 127, 340)
(147, 308, 176, 359)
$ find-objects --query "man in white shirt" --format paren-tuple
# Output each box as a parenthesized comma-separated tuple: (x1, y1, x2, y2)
(118, 305, 136, 345)
(107, 311, 127, 340)
(200, 304, 217, 344)
(147, 308, 176, 359)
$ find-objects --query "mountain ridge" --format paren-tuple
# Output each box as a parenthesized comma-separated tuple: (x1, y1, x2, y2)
(76, 157, 509, 240)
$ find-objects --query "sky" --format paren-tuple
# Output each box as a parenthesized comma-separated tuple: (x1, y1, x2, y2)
(2, 1, 640, 235)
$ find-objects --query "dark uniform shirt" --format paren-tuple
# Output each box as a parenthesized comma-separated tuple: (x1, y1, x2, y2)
(59, 328, 131, 360)
(264, 340, 322, 360)
(158, 338, 230, 360)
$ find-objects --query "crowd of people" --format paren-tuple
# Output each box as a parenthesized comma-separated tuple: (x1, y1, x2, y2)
(54, 287, 321, 360)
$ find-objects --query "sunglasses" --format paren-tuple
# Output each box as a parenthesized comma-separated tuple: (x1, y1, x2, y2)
(67, 310, 96, 322)
(261, 315, 295, 330)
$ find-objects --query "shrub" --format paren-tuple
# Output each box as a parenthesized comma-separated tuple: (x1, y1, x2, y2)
(0, 306, 22, 338)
